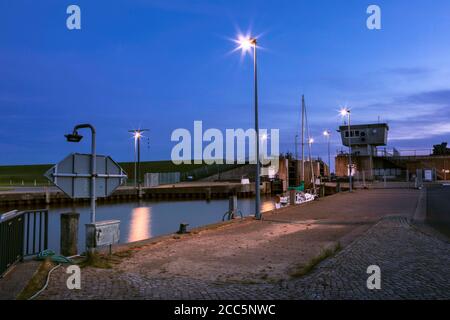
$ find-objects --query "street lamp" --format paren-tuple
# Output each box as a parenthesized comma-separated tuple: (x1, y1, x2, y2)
(323, 130, 331, 180)
(308, 137, 314, 161)
(340, 108, 352, 192)
(129, 129, 149, 198)
(235, 34, 261, 220)
(307, 137, 317, 194)
(65, 123, 97, 223)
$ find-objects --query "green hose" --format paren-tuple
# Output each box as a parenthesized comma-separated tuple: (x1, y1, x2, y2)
(35, 249, 74, 264)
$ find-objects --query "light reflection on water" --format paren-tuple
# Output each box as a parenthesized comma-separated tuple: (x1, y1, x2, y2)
(128, 207, 152, 243)
(31, 197, 274, 254)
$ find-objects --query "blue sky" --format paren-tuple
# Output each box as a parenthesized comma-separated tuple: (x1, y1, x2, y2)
(2, 0, 450, 165)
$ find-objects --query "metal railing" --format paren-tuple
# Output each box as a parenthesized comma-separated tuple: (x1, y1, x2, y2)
(0, 209, 48, 277)
(376, 148, 433, 157)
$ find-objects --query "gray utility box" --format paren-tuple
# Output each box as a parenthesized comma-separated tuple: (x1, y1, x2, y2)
(86, 220, 120, 249)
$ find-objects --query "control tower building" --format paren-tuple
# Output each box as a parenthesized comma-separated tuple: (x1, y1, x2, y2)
(336, 123, 389, 179)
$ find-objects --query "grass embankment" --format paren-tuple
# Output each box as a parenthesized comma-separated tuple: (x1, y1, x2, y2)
(290, 242, 342, 278)
(16, 260, 55, 300)
(0, 164, 52, 186)
(0, 161, 216, 186)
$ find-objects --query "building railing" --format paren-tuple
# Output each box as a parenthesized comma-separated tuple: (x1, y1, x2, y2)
(338, 148, 434, 158)
(0, 209, 48, 277)
(376, 148, 433, 157)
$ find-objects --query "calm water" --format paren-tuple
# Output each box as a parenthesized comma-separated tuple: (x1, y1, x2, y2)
(31, 197, 275, 253)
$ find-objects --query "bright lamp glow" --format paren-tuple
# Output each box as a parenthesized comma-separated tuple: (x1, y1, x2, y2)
(323, 130, 330, 137)
(309, 138, 314, 144)
(340, 108, 350, 117)
(134, 132, 142, 139)
(235, 35, 256, 53)
(261, 133, 268, 141)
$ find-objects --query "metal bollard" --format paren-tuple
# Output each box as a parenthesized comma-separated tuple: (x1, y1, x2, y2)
(178, 223, 189, 234)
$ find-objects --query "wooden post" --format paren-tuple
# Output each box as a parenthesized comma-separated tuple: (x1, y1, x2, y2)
(229, 195, 238, 218)
(205, 188, 212, 201)
(320, 184, 325, 198)
(45, 187, 51, 205)
(362, 171, 366, 188)
(60, 213, 79, 257)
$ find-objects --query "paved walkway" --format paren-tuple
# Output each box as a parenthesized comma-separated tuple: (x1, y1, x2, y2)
(38, 189, 450, 300)
(39, 217, 450, 300)
(287, 217, 450, 299)
(0, 260, 40, 300)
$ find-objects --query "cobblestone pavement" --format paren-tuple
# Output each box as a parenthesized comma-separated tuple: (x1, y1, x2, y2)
(40, 216, 450, 300)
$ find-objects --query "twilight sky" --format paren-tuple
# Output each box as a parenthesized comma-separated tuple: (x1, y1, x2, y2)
(1, 0, 450, 165)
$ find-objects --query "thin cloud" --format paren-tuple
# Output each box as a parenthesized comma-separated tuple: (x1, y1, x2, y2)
(390, 122, 450, 141)
(383, 67, 433, 77)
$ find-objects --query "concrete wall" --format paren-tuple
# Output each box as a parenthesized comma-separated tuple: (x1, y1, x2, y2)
(405, 156, 450, 180)
(335, 155, 374, 179)
(200, 164, 256, 182)
(336, 154, 450, 180)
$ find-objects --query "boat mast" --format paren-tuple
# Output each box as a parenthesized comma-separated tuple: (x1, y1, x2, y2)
(301, 94, 305, 183)
(304, 101, 317, 195)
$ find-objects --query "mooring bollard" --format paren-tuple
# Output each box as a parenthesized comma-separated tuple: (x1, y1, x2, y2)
(178, 223, 189, 234)
(60, 212, 79, 257)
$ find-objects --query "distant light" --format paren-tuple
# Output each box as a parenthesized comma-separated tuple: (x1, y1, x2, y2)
(340, 108, 350, 117)
(309, 138, 314, 144)
(134, 132, 142, 139)
(323, 130, 330, 137)
(261, 133, 268, 141)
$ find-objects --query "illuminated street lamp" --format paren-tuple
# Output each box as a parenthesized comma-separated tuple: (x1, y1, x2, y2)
(129, 129, 149, 198)
(323, 130, 331, 179)
(308, 137, 314, 161)
(235, 34, 261, 220)
(340, 108, 352, 192)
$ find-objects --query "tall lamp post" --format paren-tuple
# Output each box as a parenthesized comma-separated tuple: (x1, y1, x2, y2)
(129, 129, 149, 198)
(308, 138, 314, 161)
(65, 124, 97, 223)
(235, 35, 261, 220)
(308, 137, 317, 194)
(323, 130, 331, 180)
(340, 108, 352, 192)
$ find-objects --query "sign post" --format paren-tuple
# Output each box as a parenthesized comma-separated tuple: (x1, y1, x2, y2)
(45, 124, 127, 252)
(45, 153, 127, 252)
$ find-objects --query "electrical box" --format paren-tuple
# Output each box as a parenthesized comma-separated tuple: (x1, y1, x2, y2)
(86, 220, 120, 249)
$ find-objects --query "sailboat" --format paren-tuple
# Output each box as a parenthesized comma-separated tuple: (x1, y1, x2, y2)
(278, 95, 317, 208)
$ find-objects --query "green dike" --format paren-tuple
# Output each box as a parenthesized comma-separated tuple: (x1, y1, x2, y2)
(0, 161, 243, 186)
